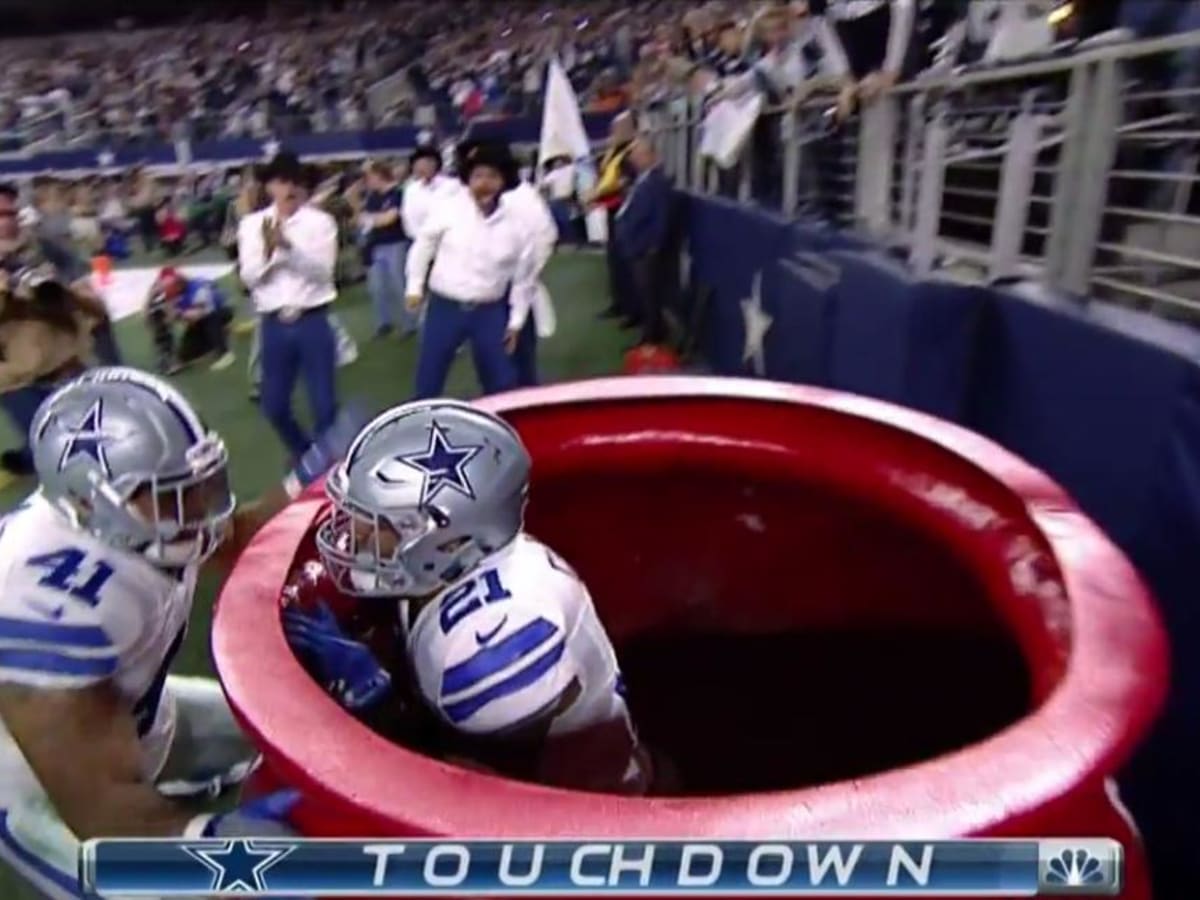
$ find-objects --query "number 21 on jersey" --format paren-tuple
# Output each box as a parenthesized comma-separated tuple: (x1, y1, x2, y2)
(439, 569, 511, 634)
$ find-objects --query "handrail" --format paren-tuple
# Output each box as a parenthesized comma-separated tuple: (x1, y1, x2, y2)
(635, 26, 1200, 323)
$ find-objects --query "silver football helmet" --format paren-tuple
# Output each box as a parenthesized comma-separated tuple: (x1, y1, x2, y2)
(31, 367, 235, 567)
(317, 399, 530, 598)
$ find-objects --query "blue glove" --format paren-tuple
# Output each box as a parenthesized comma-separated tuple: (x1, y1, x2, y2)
(194, 788, 301, 838)
(283, 600, 392, 712)
(286, 401, 369, 497)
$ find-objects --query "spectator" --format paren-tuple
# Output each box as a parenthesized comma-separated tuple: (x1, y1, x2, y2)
(0, 267, 96, 477)
(98, 181, 132, 235)
(815, 0, 917, 103)
(588, 111, 638, 325)
(405, 140, 528, 399)
(615, 138, 671, 349)
(157, 201, 188, 257)
(541, 154, 582, 244)
(144, 266, 235, 375)
(401, 143, 459, 241)
(360, 159, 414, 339)
(128, 168, 161, 253)
(2, 180, 123, 367)
(503, 160, 560, 387)
(238, 150, 341, 460)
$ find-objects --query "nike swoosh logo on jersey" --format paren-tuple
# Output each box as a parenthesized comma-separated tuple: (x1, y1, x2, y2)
(26, 599, 65, 620)
(475, 616, 508, 646)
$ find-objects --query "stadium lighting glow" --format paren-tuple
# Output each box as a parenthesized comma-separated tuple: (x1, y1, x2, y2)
(1048, 3, 1073, 26)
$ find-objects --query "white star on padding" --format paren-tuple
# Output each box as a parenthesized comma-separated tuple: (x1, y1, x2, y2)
(740, 271, 773, 377)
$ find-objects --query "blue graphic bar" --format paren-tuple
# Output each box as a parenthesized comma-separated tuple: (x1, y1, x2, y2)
(79, 837, 1123, 896)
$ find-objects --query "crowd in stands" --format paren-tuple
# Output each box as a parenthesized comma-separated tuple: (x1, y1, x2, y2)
(6, 1, 1200, 154)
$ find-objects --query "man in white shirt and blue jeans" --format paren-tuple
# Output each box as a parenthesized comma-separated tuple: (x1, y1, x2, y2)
(238, 151, 341, 460)
(405, 140, 531, 399)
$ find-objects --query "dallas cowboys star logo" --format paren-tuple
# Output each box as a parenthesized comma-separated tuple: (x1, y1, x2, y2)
(382, 420, 483, 505)
(183, 839, 295, 893)
(58, 400, 113, 475)
(740, 271, 773, 377)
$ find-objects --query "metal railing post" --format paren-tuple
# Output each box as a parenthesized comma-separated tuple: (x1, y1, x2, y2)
(1062, 56, 1124, 294)
(910, 103, 949, 275)
(1043, 61, 1091, 287)
(690, 98, 706, 192)
(781, 102, 800, 218)
(989, 94, 1043, 280)
(855, 94, 898, 236)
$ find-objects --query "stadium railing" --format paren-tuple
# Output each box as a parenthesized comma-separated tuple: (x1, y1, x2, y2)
(642, 29, 1200, 325)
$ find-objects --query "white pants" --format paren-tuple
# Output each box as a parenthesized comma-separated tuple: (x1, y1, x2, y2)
(0, 676, 257, 900)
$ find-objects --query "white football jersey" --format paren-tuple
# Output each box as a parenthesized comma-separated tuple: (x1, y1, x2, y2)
(0, 493, 195, 807)
(407, 534, 634, 744)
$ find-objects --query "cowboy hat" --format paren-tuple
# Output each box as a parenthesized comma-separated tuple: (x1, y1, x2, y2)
(456, 140, 520, 190)
(257, 150, 306, 184)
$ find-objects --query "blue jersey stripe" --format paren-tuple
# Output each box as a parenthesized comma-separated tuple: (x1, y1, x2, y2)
(0, 616, 111, 648)
(442, 639, 567, 725)
(440, 617, 559, 696)
(0, 811, 82, 898)
(0, 647, 117, 678)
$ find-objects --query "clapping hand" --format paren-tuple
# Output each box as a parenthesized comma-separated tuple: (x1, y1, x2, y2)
(262, 219, 289, 261)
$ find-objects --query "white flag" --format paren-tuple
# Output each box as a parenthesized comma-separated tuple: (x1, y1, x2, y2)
(699, 92, 763, 170)
(539, 57, 606, 243)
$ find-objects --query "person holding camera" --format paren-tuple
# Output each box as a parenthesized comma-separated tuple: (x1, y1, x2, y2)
(0, 267, 97, 477)
(2, 181, 123, 367)
(144, 267, 236, 376)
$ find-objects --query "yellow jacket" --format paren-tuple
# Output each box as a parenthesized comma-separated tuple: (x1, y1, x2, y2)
(593, 142, 634, 208)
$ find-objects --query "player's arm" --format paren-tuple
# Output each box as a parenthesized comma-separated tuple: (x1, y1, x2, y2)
(207, 403, 368, 576)
(207, 485, 292, 575)
(0, 681, 193, 838)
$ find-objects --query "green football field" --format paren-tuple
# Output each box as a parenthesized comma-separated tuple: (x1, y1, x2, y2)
(0, 251, 619, 898)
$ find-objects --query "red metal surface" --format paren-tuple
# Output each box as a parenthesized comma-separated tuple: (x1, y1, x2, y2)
(215, 377, 1167, 899)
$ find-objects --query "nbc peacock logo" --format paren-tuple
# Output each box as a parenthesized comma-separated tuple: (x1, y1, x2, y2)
(1037, 840, 1122, 895)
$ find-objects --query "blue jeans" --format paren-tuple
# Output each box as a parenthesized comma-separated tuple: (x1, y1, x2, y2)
(259, 308, 338, 458)
(514, 316, 539, 387)
(414, 292, 517, 400)
(367, 241, 414, 332)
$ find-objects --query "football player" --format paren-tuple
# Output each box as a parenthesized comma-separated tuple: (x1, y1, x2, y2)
(283, 400, 651, 794)
(0, 366, 357, 899)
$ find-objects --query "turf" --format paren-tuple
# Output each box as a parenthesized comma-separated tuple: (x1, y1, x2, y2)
(0, 251, 619, 898)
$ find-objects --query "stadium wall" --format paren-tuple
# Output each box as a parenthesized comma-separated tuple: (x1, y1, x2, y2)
(0, 113, 618, 177)
(679, 192, 1200, 895)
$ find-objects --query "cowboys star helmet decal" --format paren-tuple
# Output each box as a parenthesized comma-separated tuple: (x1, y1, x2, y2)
(376, 419, 483, 505)
(58, 399, 114, 475)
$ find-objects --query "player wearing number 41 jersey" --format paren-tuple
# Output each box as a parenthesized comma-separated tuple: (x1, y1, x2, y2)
(285, 400, 651, 794)
(0, 367, 362, 900)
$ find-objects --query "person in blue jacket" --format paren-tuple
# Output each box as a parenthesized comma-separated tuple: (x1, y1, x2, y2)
(614, 138, 672, 348)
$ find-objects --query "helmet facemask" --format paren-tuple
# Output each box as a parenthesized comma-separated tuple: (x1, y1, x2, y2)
(75, 432, 236, 567)
(316, 476, 487, 599)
